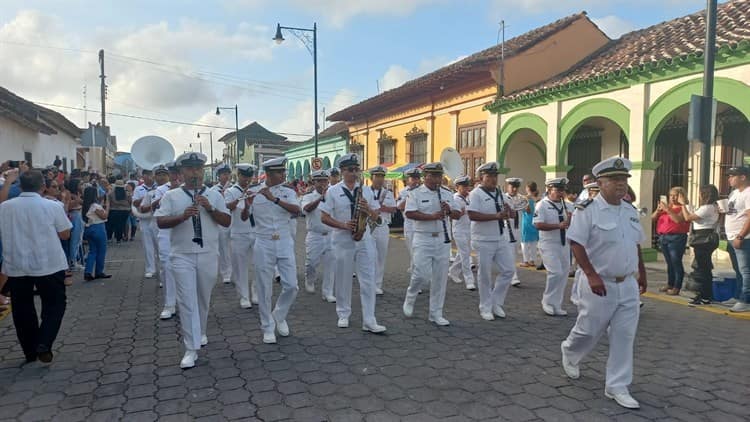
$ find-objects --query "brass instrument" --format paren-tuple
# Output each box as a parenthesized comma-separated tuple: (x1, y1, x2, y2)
(352, 177, 382, 241)
(507, 195, 530, 211)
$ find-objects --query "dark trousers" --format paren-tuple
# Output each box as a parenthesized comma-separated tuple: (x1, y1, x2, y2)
(7, 271, 67, 361)
(109, 210, 130, 242)
(690, 242, 718, 300)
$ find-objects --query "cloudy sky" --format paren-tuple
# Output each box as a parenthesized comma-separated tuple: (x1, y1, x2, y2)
(0, 0, 712, 157)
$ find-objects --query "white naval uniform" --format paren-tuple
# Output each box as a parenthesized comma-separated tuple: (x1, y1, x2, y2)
(449, 192, 475, 287)
(224, 183, 256, 304)
(533, 197, 574, 312)
(562, 193, 645, 394)
(320, 181, 380, 325)
(153, 182, 176, 310)
(398, 186, 417, 272)
(249, 183, 299, 336)
(301, 189, 334, 299)
(370, 187, 396, 291)
(210, 183, 233, 282)
(133, 183, 158, 275)
(507, 194, 523, 283)
(467, 186, 516, 315)
(404, 185, 460, 320)
(154, 186, 229, 351)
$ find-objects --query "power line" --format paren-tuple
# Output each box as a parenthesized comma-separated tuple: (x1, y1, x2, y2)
(33, 101, 314, 138)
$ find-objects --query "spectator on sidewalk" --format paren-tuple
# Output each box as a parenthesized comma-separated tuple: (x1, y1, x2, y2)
(107, 179, 132, 243)
(66, 178, 84, 270)
(681, 185, 720, 306)
(725, 166, 750, 312)
(0, 170, 71, 363)
(82, 186, 111, 281)
(652, 186, 690, 295)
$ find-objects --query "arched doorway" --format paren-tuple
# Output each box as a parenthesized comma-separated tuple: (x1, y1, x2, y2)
(501, 128, 546, 187)
(295, 162, 302, 180)
(303, 160, 311, 179)
(323, 156, 331, 170)
(564, 118, 629, 194)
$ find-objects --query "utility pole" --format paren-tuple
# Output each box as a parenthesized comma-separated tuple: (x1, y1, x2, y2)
(82, 84, 87, 126)
(701, 0, 718, 187)
(99, 50, 106, 128)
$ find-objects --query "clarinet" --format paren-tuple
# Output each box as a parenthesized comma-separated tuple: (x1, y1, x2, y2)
(499, 193, 516, 243)
(436, 186, 451, 244)
(191, 177, 203, 248)
(557, 200, 567, 246)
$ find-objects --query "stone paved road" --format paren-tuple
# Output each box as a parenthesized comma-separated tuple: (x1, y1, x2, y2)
(1, 222, 749, 421)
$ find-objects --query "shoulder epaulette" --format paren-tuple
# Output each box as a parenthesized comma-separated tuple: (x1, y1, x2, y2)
(575, 198, 594, 210)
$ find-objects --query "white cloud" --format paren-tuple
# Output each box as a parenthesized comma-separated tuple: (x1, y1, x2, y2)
(591, 15, 636, 39)
(380, 65, 412, 91)
(488, 0, 698, 16)
(276, 88, 357, 139)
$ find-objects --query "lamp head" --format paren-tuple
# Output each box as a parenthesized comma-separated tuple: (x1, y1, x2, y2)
(273, 24, 285, 44)
(215, 107, 220, 115)
(197, 133, 201, 138)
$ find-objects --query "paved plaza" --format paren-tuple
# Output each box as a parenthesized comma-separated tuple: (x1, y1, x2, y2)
(1, 223, 749, 421)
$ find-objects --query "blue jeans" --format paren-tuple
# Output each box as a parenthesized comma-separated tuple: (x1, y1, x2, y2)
(660, 233, 688, 289)
(69, 210, 84, 266)
(727, 239, 750, 303)
(84, 223, 107, 275)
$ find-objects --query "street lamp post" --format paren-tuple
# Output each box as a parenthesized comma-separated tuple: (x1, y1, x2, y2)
(216, 105, 239, 165)
(197, 131, 214, 168)
(273, 22, 318, 157)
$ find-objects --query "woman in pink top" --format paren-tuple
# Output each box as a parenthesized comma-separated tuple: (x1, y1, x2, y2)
(652, 186, 691, 295)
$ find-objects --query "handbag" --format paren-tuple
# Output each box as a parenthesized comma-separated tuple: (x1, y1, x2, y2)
(688, 228, 719, 247)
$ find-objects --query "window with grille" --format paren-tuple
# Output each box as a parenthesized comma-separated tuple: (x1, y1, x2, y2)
(405, 126, 427, 163)
(377, 133, 396, 164)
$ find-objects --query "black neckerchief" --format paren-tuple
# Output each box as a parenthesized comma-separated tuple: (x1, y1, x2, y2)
(480, 186, 504, 234)
(547, 198, 567, 245)
(233, 184, 255, 227)
(181, 185, 207, 201)
(342, 183, 359, 219)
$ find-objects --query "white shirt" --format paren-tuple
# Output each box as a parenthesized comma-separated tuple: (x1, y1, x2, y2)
(405, 184, 459, 235)
(370, 186, 396, 225)
(154, 185, 229, 254)
(467, 185, 512, 242)
(86, 203, 107, 225)
(320, 181, 379, 239)
(692, 204, 720, 230)
(725, 188, 750, 240)
(398, 185, 418, 232)
(248, 183, 298, 238)
(301, 189, 329, 234)
(566, 193, 645, 278)
(133, 183, 157, 219)
(452, 192, 471, 233)
(0, 192, 72, 277)
(533, 197, 574, 245)
(224, 183, 254, 236)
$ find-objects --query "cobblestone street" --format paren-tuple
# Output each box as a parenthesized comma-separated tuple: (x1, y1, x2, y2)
(1, 224, 749, 421)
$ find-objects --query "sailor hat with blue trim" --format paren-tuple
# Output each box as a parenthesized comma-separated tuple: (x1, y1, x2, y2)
(235, 163, 256, 177)
(337, 153, 360, 169)
(454, 175, 471, 186)
(311, 169, 329, 180)
(545, 177, 569, 189)
(592, 156, 632, 178)
(262, 156, 287, 172)
(175, 152, 207, 167)
(476, 162, 500, 175)
(368, 165, 387, 176)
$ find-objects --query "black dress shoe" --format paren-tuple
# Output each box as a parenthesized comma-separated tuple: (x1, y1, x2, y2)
(95, 273, 112, 279)
(37, 350, 53, 363)
(84, 273, 95, 281)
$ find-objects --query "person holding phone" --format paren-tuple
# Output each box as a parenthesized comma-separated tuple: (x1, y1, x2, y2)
(652, 186, 690, 295)
(82, 186, 111, 281)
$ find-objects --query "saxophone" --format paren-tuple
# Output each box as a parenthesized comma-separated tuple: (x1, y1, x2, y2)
(352, 182, 368, 241)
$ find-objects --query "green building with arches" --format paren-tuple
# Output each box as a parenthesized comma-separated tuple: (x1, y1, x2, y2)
(487, 0, 750, 260)
(285, 122, 349, 181)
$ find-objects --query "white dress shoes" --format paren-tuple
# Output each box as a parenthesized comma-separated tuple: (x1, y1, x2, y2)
(492, 305, 506, 319)
(560, 343, 579, 379)
(222, 278, 231, 284)
(554, 307, 568, 316)
(362, 321, 387, 333)
(429, 316, 450, 326)
(375, 288, 384, 295)
(144, 272, 154, 279)
(240, 298, 252, 309)
(337, 318, 349, 328)
(542, 303, 555, 316)
(263, 332, 277, 344)
(466, 283, 477, 291)
(304, 281, 315, 293)
(180, 350, 197, 369)
(200, 335, 208, 346)
(511, 278, 521, 286)
(605, 390, 640, 409)
(273, 313, 290, 337)
(480, 312, 495, 321)
(159, 306, 175, 320)
(403, 301, 414, 317)
(323, 295, 336, 303)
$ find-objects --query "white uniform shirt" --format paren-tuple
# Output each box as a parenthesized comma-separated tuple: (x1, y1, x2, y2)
(154, 186, 229, 254)
(533, 197, 574, 245)
(133, 183, 157, 219)
(467, 186, 512, 242)
(566, 193, 645, 278)
(0, 192, 72, 277)
(405, 185, 459, 235)
(153, 182, 171, 202)
(224, 183, 254, 236)
(320, 181, 379, 238)
(725, 188, 750, 240)
(301, 190, 329, 234)
(248, 183, 298, 238)
(370, 187, 396, 225)
(398, 186, 418, 232)
(452, 192, 471, 233)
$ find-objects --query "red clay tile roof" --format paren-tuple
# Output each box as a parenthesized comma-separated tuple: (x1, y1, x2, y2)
(503, 0, 750, 103)
(328, 12, 595, 122)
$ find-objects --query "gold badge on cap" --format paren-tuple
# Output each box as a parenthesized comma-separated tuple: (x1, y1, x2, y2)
(614, 159, 624, 169)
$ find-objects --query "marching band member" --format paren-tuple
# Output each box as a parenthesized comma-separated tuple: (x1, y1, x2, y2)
(211, 164, 233, 284)
(152, 163, 179, 319)
(402, 163, 461, 326)
(561, 157, 647, 409)
(301, 170, 335, 302)
(368, 166, 397, 295)
(398, 168, 421, 273)
(534, 178, 574, 316)
(224, 163, 257, 309)
(155, 152, 230, 369)
(320, 153, 386, 333)
(505, 177, 524, 287)
(250, 157, 301, 344)
(328, 167, 341, 185)
(570, 181, 600, 307)
(132, 169, 158, 279)
(448, 175, 476, 290)
(467, 162, 515, 321)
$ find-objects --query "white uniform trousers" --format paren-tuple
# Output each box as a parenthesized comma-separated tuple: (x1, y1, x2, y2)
(404, 229, 414, 272)
(332, 234, 378, 324)
(231, 234, 254, 301)
(372, 224, 390, 290)
(218, 228, 232, 281)
(562, 275, 640, 394)
(157, 230, 176, 308)
(171, 252, 218, 351)
(449, 231, 475, 286)
(405, 232, 451, 319)
(253, 235, 299, 335)
(473, 239, 515, 314)
(539, 242, 571, 310)
(521, 241, 538, 263)
(140, 218, 158, 275)
(305, 232, 334, 298)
